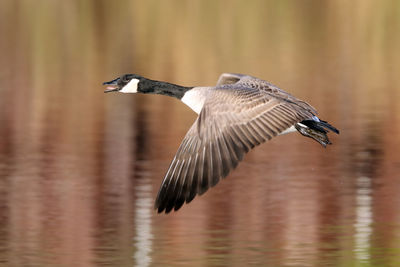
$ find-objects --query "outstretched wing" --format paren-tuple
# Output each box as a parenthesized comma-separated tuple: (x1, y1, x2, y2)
(155, 86, 316, 213)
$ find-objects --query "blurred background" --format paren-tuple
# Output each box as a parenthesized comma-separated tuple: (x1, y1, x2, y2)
(0, 0, 400, 266)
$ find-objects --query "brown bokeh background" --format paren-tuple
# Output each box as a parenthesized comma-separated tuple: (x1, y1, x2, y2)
(0, 1, 399, 266)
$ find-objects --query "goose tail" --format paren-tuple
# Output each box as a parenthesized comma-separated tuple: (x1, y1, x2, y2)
(295, 119, 339, 147)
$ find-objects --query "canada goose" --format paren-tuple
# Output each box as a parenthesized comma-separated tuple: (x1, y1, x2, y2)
(104, 73, 339, 213)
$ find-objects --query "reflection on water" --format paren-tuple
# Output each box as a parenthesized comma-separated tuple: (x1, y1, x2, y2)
(1, 0, 400, 266)
(354, 175, 372, 262)
(134, 180, 153, 267)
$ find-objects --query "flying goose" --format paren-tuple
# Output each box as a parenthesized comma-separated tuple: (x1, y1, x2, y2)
(104, 73, 339, 213)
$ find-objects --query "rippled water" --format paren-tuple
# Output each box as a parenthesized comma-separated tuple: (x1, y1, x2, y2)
(1, 1, 400, 266)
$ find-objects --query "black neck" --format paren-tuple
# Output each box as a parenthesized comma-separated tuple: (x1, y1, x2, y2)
(138, 78, 193, 99)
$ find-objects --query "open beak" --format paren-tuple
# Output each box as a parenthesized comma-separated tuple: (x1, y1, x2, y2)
(103, 78, 120, 93)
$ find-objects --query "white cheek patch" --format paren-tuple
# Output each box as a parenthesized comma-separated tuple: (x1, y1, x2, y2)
(120, 78, 139, 93)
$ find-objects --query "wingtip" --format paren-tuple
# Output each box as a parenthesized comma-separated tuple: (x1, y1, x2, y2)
(155, 205, 165, 214)
(155, 199, 187, 214)
(155, 201, 186, 214)
(154, 200, 165, 214)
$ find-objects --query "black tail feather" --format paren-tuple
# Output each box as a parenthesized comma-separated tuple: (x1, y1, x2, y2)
(301, 120, 327, 133)
(318, 119, 340, 134)
(301, 120, 340, 134)
(296, 119, 339, 147)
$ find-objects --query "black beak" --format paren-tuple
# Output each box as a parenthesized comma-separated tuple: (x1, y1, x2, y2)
(103, 78, 120, 93)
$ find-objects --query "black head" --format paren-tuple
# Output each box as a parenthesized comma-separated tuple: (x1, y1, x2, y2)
(103, 74, 144, 93)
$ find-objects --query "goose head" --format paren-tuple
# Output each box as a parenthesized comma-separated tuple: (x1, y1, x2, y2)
(103, 74, 143, 93)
